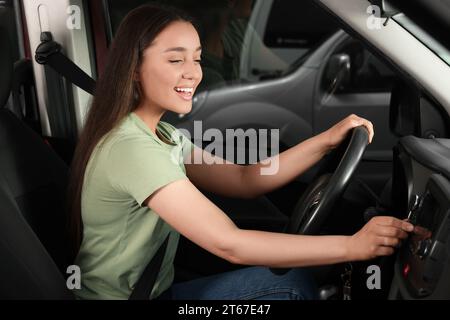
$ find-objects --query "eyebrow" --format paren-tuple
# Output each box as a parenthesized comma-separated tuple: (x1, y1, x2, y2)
(163, 46, 202, 53)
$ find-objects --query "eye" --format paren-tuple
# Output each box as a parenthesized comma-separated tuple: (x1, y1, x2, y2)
(195, 59, 202, 64)
(169, 60, 183, 64)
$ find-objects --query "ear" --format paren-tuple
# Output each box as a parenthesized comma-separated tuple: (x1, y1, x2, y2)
(134, 70, 140, 82)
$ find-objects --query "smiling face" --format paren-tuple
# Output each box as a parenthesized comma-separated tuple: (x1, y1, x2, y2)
(137, 21, 203, 115)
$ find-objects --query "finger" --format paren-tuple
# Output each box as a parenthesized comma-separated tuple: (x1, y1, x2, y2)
(366, 120, 374, 143)
(347, 117, 374, 144)
(376, 226, 409, 239)
(376, 246, 395, 257)
(349, 116, 363, 128)
(376, 216, 414, 232)
(377, 236, 400, 247)
(358, 119, 374, 143)
(401, 220, 415, 232)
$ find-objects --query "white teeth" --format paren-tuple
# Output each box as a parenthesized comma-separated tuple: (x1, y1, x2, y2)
(175, 87, 193, 93)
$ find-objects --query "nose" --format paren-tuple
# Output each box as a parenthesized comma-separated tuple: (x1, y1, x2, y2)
(182, 61, 202, 82)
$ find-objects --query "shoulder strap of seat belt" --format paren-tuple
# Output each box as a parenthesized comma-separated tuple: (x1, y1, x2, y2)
(35, 32, 95, 95)
(129, 233, 170, 300)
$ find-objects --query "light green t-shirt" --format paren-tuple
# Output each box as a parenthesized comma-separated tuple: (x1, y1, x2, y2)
(74, 112, 193, 300)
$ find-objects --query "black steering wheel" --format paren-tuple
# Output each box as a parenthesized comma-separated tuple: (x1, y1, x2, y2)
(287, 125, 370, 236)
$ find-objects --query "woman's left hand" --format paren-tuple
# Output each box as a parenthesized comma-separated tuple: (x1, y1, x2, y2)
(324, 114, 374, 150)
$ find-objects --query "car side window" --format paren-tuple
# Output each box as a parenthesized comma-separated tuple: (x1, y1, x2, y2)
(322, 40, 397, 95)
(105, 0, 339, 93)
(257, 0, 339, 80)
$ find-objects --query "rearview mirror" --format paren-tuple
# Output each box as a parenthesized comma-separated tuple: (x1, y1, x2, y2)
(370, 0, 399, 17)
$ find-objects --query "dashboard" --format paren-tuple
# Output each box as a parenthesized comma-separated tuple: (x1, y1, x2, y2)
(389, 136, 450, 299)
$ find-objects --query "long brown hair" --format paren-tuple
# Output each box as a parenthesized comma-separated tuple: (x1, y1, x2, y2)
(67, 3, 195, 261)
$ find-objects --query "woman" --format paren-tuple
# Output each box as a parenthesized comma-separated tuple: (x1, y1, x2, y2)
(68, 4, 413, 300)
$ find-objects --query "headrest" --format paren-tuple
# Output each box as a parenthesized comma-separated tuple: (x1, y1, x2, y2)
(0, 25, 13, 107)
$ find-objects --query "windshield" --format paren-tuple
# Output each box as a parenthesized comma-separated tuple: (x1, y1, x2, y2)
(393, 13, 450, 66)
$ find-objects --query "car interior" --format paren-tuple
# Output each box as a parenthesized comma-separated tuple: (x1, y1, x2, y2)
(1, 0, 450, 300)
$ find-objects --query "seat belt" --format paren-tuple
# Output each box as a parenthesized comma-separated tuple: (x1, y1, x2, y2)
(35, 32, 95, 95)
(129, 234, 170, 300)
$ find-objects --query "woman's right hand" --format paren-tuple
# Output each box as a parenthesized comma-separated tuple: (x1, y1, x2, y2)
(347, 216, 414, 261)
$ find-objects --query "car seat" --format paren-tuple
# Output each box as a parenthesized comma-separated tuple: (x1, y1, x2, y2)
(0, 27, 74, 299)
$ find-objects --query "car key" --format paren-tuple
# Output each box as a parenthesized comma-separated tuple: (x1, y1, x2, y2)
(406, 194, 423, 225)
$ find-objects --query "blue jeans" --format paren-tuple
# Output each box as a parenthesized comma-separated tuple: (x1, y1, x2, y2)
(156, 267, 319, 300)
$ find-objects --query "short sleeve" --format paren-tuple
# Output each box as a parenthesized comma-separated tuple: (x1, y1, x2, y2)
(107, 138, 188, 206)
(158, 122, 196, 163)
